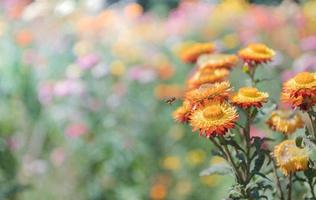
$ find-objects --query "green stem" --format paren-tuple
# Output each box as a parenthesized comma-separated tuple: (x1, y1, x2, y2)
(308, 111, 316, 139)
(211, 137, 244, 184)
(287, 173, 292, 200)
(272, 159, 285, 200)
(248, 65, 257, 87)
(308, 177, 316, 200)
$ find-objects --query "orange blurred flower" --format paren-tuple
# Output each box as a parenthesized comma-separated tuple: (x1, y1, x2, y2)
(190, 101, 238, 137)
(150, 183, 167, 200)
(231, 87, 268, 109)
(238, 43, 275, 65)
(157, 64, 175, 80)
(179, 42, 215, 63)
(124, 3, 143, 18)
(197, 53, 238, 69)
(187, 68, 229, 89)
(15, 29, 33, 47)
(154, 84, 183, 99)
(273, 140, 309, 176)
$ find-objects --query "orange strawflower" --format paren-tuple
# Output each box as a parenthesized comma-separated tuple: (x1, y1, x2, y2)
(266, 110, 304, 135)
(185, 81, 231, 108)
(173, 100, 192, 123)
(281, 72, 316, 110)
(197, 53, 238, 69)
(231, 87, 268, 108)
(179, 42, 215, 63)
(187, 68, 229, 89)
(272, 140, 309, 176)
(190, 101, 238, 137)
(238, 43, 275, 65)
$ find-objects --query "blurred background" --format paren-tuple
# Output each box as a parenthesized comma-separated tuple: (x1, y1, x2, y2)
(0, 0, 316, 199)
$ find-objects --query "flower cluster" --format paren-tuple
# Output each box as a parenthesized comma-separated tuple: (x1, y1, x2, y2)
(174, 43, 271, 138)
(173, 41, 316, 199)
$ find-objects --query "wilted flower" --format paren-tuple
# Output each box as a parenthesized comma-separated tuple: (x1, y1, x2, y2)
(266, 110, 304, 135)
(273, 140, 309, 176)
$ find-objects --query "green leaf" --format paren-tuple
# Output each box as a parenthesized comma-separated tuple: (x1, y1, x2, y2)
(0, 140, 17, 179)
(252, 152, 265, 173)
(295, 136, 304, 148)
(305, 127, 311, 136)
(199, 163, 232, 176)
(225, 138, 246, 154)
(251, 172, 272, 182)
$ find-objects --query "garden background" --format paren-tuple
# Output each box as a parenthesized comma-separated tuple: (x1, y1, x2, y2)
(0, 0, 315, 199)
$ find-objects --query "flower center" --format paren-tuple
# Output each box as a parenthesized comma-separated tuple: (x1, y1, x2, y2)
(198, 83, 214, 91)
(203, 105, 224, 119)
(294, 72, 315, 84)
(249, 44, 270, 54)
(239, 87, 260, 98)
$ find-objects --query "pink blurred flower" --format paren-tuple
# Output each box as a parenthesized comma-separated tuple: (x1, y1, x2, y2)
(65, 123, 88, 138)
(22, 155, 48, 177)
(54, 79, 84, 97)
(281, 70, 296, 82)
(50, 147, 66, 167)
(300, 36, 316, 51)
(293, 53, 316, 72)
(250, 126, 268, 148)
(250, 126, 265, 139)
(6, 136, 22, 151)
(128, 66, 156, 83)
(38, 82, 54, 105)
(76, 53, 100, 70)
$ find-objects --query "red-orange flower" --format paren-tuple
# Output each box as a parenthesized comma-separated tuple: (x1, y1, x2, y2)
(179, 42, 215, 63)
(185, 81, 231, 108)
(197, 53, 238, 69)
(190, 101, 238, 137)
(187, 68, 229, 89)
(231, 87, 268, 108)
(238, 43, 275, 65)
(281, 72, 316, 110)
(173, 100, 192, 123)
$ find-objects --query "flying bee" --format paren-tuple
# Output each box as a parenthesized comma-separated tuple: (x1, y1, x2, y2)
(165, 97, 177, 105)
